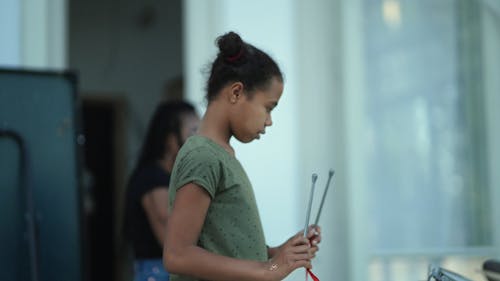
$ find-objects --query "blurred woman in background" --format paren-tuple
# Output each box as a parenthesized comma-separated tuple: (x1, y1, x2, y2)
(124, 100, 199, 281)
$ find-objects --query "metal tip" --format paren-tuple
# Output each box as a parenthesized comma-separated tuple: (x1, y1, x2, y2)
(312, 173, 318, 182)
(329, 169, 335, 176)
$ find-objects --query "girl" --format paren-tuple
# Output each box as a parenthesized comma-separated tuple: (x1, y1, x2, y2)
(164, 31, 321, 281)
(124, 100, 199, 281)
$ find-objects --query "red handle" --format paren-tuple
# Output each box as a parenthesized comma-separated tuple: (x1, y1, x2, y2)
(306, 268, 320, 281)
(305, 236, 320, 281)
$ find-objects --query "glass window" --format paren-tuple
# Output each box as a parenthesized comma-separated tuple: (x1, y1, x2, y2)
(361, 0, 494, 280)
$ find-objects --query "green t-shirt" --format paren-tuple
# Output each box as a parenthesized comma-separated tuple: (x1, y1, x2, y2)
(168, 135, 268, 281)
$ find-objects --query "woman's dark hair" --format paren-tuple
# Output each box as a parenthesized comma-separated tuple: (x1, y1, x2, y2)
(206, 31, 283, 102)
(133, 100, 196, 173)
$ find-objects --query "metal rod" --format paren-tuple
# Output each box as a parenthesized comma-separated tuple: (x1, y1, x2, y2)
(303, 173, 318, 237)
(314, 169, 335, 226)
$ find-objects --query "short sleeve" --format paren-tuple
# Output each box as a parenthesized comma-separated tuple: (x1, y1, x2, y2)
(130, 165, 170, 199)
(171, 146, 222, 199)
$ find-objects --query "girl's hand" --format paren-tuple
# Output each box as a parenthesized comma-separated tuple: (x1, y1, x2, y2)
(306, 225, 322, 258)
(267, 225, 322, 259)
(263, 232, 314, 281)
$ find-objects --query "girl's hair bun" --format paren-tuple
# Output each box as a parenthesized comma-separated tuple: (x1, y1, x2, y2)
(205, 31, 282, 102)
(216, 31, 245, 64)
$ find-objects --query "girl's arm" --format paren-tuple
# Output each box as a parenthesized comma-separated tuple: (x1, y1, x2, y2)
(141, 187, 169, 246)
(163, 183, 313, 281)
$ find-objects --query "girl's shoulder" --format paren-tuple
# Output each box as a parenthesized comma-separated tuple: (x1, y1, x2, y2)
(176, 136, 221, 163)
(176, 136, 239, 171)
(180, 136, 229, 158)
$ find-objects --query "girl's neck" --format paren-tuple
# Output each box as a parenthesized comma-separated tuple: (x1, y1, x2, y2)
(198, 103, 235, 156)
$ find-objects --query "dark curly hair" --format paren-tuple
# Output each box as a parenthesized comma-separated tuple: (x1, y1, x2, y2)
(133, 100, 196, 174)
(205, 31, 283, 102)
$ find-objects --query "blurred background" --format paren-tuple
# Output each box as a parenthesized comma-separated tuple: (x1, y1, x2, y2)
(1, 0, 499, 281)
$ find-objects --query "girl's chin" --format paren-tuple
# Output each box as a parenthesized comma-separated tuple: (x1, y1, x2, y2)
(235, 135, 257, 143)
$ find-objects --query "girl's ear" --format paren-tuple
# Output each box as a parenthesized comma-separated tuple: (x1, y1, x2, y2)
(228, 82, 244, 104)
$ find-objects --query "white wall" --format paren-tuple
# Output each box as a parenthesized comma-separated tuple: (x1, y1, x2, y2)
(0, 0, 67, 69)
(69, 0, 183, 168)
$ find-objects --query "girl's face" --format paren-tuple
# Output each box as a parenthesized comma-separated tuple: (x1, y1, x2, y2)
(230, 77, 283, 143)
(180, 112, 200, 142)
(168, 112, 200, 154)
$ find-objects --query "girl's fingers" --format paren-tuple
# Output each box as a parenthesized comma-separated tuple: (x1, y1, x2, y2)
(293, 260, 312, 270)
(278, 249, 314, 262)
(307, 227, 322, 249)
(310, 237, 320, 246)
(276, 255, 311, 271)
(306, 225, 321, 239)
(291, 244, 312, 254)
(315, 225, 321, 233)
(310, 246, 319, 256)
(290, 235, 310, 246)
(292, 252, 314, 261)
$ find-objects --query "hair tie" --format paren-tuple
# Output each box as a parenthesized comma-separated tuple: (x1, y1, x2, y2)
(226, 48, 243, 63)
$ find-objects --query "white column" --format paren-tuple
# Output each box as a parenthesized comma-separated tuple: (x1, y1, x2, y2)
(481, 2, 500, 257)
(296, 0, 349, 280)
(341, 0, 370, 280)
(20, 0, 68, 69)
(0, 0, 21, 66)
(183, 0, 223, 110)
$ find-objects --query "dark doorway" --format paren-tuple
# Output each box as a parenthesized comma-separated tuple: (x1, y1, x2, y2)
(82, 101, 116, 281)
(80, 96, 128, 281)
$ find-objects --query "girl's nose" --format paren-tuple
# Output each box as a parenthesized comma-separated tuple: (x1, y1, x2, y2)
(265, 115, 273, 126)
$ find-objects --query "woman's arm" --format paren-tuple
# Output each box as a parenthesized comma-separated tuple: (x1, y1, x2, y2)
(141, 187, 169, 246)
(163, 183, 313, 281)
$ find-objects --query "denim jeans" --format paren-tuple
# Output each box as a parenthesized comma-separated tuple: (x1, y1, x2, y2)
(134, 258, 169, 281)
